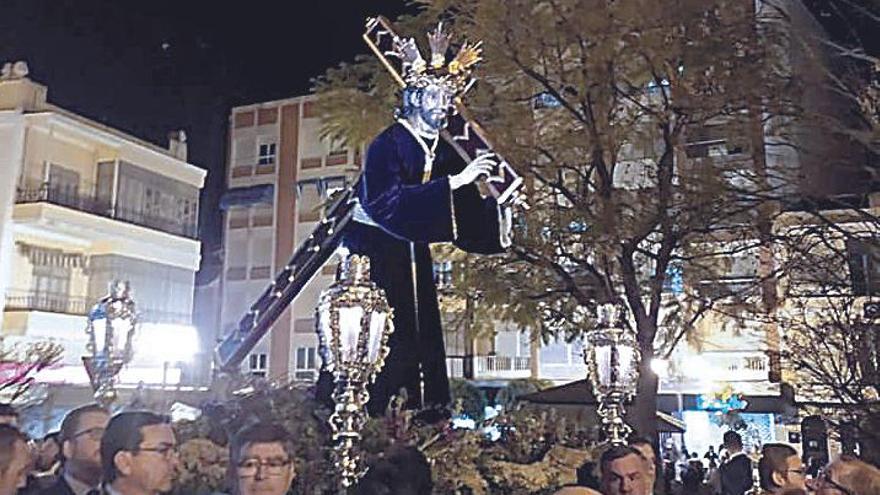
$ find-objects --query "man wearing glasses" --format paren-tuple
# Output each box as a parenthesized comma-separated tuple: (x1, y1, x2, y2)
(230, 423, 296, 495)
(99, 412, 179, 495)
(42, 404, 110, 495)
(757, 443, 806, 494)
(809, 455, 880, 495)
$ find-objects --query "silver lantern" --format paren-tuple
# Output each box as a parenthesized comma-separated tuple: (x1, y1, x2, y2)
(83, 280, 137, 407)
(584, 302, 640, 445)
(315, 254, 394, 489)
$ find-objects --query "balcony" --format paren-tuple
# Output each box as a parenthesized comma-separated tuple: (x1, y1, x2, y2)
(446, 355, 532, 380)
(15, 183, 198, 240)
(4, 290, 191, 325)
(4, 290, 87, 315)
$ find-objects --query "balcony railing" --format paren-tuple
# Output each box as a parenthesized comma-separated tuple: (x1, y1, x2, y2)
(4, 290, 88, 315)
(15, 183, 198, 240)
(4, 290, 192, 325)
(446, 355, 532, 380)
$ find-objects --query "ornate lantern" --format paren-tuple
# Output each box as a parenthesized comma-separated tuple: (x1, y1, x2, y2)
(83, 280, 137, 407)
(584, 303, 640, 445)
(315, 254, 394, 489)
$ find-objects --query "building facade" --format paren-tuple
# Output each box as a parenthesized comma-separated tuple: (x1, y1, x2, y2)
(0, 66, 205, 407)
(218, 95, 357, 380)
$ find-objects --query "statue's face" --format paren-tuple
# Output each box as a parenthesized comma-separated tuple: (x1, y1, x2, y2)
(415, 83, 452, 131)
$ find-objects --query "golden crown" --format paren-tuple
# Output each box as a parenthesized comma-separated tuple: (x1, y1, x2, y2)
(394, 22, 482, 95)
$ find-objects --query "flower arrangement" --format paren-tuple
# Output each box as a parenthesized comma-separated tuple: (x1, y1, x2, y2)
(172, 380, 598, 494)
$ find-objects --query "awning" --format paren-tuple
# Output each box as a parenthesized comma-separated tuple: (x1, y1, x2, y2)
(519, 379, 792, 415)
(219, 184, 274, 210)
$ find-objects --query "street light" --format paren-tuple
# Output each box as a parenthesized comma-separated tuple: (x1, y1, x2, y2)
(83, 280, 137, 407)
(315, 254, 394, 489)
(584, 302, 640, 445)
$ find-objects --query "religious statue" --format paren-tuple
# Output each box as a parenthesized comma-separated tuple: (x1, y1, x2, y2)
(318, 23, 515, 416)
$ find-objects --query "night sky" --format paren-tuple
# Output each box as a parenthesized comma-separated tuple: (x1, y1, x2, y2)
(0, 0, 414, 282)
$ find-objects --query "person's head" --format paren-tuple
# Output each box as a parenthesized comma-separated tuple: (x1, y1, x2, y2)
(101, 411, 178, 494)
(553, 487, 602, 495)
(60, 404, 110, 484)
(709, 445, 716, 452)
(808, 455, 880, 495)
(399, 82, 454, 133)
(230, 423, 296, 495)
(0, 404, 17, 427)
(600, 445, 649, 495)
(35, 431, 61, 471)
(629, 438, 656, 485)
(353, 446, 433, 495)
(758, 443, 805, 493)
(723, 431, 743, 453)
(0, 425, 29, 495)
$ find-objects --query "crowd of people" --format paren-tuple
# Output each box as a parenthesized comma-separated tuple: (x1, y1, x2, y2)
(1, 402, 879, 495)
(552, 431, 880, 495)
(0, 403, 302, 495)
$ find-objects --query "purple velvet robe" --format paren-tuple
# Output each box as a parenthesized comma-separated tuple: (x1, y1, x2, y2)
(330, 122, 506, 415)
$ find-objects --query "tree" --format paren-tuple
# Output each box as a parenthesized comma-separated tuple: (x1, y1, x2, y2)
(773, 210, 880, 463)
(0, 339, 62, 406)
(314, 0, 814, 441)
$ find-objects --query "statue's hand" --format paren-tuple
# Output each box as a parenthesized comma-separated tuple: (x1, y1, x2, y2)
(449, 153, 499, 191)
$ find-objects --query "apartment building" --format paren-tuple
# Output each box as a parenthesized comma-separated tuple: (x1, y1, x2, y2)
(0, 65, 205, 396)
(219, 95, 357, 380)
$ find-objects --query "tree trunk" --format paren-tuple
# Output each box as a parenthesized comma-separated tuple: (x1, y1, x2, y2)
(630, 343, 659, 442)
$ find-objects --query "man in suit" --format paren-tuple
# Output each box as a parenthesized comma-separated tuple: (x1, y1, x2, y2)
(630, 437, 658, 495)
(42, 404, 109, 495)
(757, 443, 806, 494)
(600, 445, 650, 495)
(99, 411, 178, 495)
(720, 431, 753, 495)
(229, 423, 296, 495)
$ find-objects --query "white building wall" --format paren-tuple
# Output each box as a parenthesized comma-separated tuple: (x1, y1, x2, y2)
(0, 111, 26, 315)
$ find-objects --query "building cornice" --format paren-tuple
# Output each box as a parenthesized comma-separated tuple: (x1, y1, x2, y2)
(24, 110, 207, 188)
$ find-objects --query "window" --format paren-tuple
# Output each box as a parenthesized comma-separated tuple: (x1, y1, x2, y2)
(533, 92, 561, 109)
(295, 347, 317, 370)
(847, 239, 880, 296)
(433, 261, 453, 289)
(258, 143, 276, 165)
(248, 353, 268, 377)
(47, 164, 81, 208)
(684, 125, 746, 159)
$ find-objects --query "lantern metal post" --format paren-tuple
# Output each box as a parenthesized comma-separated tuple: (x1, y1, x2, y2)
(315, 254, 395, 489)
(584, 303, 641, 445)
(83, 280, 138, 407)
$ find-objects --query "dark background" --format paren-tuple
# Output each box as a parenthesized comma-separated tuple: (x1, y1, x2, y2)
(0, 0, 873, 283)
(0, 0, 415, 281)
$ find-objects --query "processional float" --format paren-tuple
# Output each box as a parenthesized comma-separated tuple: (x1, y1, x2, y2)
(213, 15, 524, 489)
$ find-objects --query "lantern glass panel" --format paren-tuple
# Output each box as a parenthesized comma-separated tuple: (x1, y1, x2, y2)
(594, 344, 613, 388)
(366, 311, 388, 363)
(338, 306, 363, 362)
(91, 317, 132, 356)
(618, 346, 638, 390)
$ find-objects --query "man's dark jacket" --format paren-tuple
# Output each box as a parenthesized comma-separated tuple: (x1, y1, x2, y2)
(720, 453, 753, 495)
